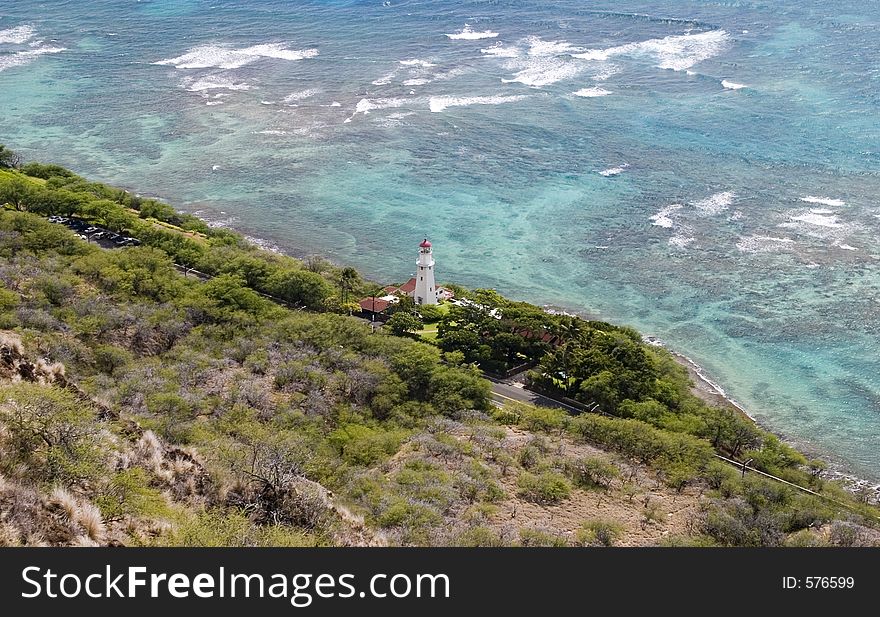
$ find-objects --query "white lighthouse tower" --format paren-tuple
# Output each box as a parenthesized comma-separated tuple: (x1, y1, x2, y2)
(414, 238, 438, 305)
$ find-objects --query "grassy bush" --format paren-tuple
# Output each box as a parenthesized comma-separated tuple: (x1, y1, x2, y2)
(329, 424, 408, 466)
(454, 525, 505, 547)
(516, 471, 571, 505)
(95, 468, 168, 520)
(576, 519, 623, 547)
(566, 456, 620, 491)
(519, 528, 568, 547)
(517, 404, 569, 433)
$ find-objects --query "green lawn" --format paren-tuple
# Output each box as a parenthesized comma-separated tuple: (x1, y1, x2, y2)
(417, 327, 439, 342)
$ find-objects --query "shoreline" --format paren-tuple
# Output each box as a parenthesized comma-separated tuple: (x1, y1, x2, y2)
(645, 336, 880, 494)
(204, 219, 879, 493)
(10, 159, 878, 494)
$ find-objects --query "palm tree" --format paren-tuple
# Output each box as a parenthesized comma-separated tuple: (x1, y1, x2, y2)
(340, 267, 359, 304)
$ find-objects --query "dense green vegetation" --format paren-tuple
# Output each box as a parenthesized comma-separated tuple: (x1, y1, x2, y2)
(0, 145, 877, 547)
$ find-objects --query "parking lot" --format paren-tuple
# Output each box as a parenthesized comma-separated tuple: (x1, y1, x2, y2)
(47, 216, 142, 249)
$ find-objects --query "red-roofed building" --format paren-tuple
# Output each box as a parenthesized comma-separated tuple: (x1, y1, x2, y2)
(358, 297, 391, 317)
(399, 277, 417, 294)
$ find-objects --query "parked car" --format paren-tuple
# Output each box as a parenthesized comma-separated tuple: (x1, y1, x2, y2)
(84, 227, 99, 234)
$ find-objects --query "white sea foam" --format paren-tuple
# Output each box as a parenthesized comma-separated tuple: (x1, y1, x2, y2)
(780, 208, 862, 242)
(574, 87, 611, 98)
(693, 191, 735, 215)
(526, 37, 582, 56)
(800, 196, 846, 207)
(255, 130, 288, 136)
(650, 204, 682, 228)
(736, 235, 795, 253)
(355, 97, 410, 114)
(500, 36, 586, 87)
(283, 88, 320, 104)
(400, 59, 436, 67)
(446, 24, 499, 40)
(0, 25, 35, 44)
(599, 164, 628, 177)
(433, 66, 468, 81)
(403, 78, 431, 86)
(186, 75, 253, 92)
(375, 111, 417, 127)
(789, 211, 841, 228)
(592, 65, 621, 81)
(502, 57, 583, 87)
(345, 97, 412, 122)
(573, 30, 730, 72)
(480, 43, 519, 58)
(0, 45, 66, 73)
(156, 43, 317, 70)
(838, 243, 858, 251)
(669, 234, 695, 248)
(428, 94, 527, 113)
(721, 79, 747, 90)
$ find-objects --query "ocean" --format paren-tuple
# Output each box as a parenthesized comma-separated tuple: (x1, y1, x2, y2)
(1, 0, 879, 481)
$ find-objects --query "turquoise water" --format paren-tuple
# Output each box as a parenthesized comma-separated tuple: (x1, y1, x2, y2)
(2, 1, 880, 479)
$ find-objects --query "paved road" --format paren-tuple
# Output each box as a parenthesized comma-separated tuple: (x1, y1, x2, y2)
(486, 377, 583, 414)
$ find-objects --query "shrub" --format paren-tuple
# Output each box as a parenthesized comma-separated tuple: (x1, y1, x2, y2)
(454, 526, 505, 547)
(700, 499, 784, 547)
(328, 424, 407, 466)
(516, 471, 571, 504)
(566, 456, 620, 491)
(518, 405, 569, 433)
(377, 499, 442, 530)
(576, 520, 623, 547)
(828, 521, 875, 547)
(516, 444, 541, 470)
(93, 344, 132, 375)
(519, 528, 568, 547)
(784, 530, 827, 547)
(95, 468, 168, 520)
(0, 383, 104, 484)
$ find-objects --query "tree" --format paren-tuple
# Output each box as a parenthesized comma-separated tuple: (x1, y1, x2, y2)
(19, 162, 76, 180)
(0, 145, 22, 169)
(174, 242, 207, 276)
(0, 383, 103, 484)
(578, 370, 620, 411)
(0, 176, 34, 211)
(386, 312, 423, 337)
(387, 294, 415, 315)
(339, 267, 359, 304)
(267, 268, 332, 310)
(417, 303, 443, 323)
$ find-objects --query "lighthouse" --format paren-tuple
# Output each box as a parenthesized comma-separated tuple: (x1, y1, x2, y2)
(414, 238, 438, 305)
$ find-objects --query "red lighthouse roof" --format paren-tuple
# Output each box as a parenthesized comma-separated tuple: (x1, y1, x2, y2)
(419, 238, 432, 248)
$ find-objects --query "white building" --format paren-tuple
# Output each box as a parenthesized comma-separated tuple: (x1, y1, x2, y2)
(371, 238, 453, 309)
(414, 238, 438, 305)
